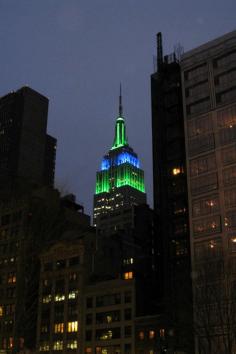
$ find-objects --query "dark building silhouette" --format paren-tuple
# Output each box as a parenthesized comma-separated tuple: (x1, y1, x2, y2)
(151, 33, 193, 352)
(0, 86, 91, 353)
(0, 86, 56, 190)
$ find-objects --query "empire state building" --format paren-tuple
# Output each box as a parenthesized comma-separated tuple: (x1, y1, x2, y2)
(93, 88, 146, 231)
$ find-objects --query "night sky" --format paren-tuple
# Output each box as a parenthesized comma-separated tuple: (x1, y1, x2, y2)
(0, 1, 235, 217)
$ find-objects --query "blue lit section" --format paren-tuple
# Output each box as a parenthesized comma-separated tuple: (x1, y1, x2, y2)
(101, 152, 140, 171)
(116, 152, 140, 168)
(101, 158, 110, 171)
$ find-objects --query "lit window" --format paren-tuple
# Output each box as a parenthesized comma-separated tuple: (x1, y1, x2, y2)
(85, 348, 92, 353)
(55, 294, 65, 302)
(42, 295, 52, 303)
(68, 290, 78, 299)
(8, 273, 16, 284)
(160, 328, 165, 337)
(172, 168, 181, 175)
(67, 321, 78, 332)
(124, 272, 133, 280)
(138, 331, 144, 340)
(54, 323, 64, 333)
(53, 341, 63, 351)
(67, 340, 77, 349)
(39, 343, 50, 352)
(149, 330, 155, 339)
(0, 306, 3, 316)
(9, 337, 13, 348)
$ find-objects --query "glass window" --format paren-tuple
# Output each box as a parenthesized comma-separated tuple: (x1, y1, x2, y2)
(193, 216, 221, 236)
(86, 314, 93, 325)
(54, 294, 65, 302)
(86, 297, 93, 308)
(138, 331, 144, 340)
(217, 105, 236, 128)
(124, 271, 133, 280)
(96, 328, 120, 340)
(39, 342, 50, 352)
(96, 310, 120, 324)
(194, 239, 223, 262)
(225, 189, 236, 208)
(149, 330, 155, 339)
(191, 173, 218, 196)
(69, 256, 80, 266)
(188, 133, 215, 157)
(192, 195, 219, 217)
(219, 124, 236, 146)
(96, 293, 121, 307)
(42, 294, 52, 304)
(160, 328, 165, 337)
(67, 321, 78, 332)
(124, 326, 132, 337)
(67, 340, 77, 350)
(53, 341, 63, 351)
(124, 308, 132, 321)
(221, 145, 236, 165)
(223, 166, 236, 186)
(225, 211, 236, 230)
(124, 291, 132, 303)
(54, 323, 64, 333)
(68, 290, 78, 300)
(190, 154, 216, 177)
(56, 260, 66, 269)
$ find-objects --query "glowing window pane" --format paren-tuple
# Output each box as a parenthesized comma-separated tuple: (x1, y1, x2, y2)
(172, 168, 181, 175)
(67, 321, 78, 332)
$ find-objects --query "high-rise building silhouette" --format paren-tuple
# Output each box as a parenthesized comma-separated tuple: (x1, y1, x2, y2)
(93, 87, 146, 232)
(151, 33, 193, 352)
(0, 86, 56, 190)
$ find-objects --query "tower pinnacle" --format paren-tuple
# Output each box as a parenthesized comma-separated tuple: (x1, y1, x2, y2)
(119, 83, 123, 117)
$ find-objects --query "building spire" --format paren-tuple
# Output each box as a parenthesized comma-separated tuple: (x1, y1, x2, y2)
(119, 83, 123, 117)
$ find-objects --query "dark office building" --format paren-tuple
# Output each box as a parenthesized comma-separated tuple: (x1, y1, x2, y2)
(151, 33, 193, 351)
(0, 86, 56, 190)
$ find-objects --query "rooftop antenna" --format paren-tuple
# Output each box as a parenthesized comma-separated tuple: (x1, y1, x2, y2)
(119, 83, 123, 116)
(157, 32, 163, 71)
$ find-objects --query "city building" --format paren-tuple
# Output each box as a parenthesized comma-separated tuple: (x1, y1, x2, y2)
(0, 86, 56, 190)
(0, 86, 91, 353)
(93, 87, 146, 232)
(181, 29, 236, 353)
(0, 188, 90, 353)
(151, 33, 193, 352)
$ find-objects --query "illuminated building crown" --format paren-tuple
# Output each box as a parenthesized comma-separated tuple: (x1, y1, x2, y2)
(95, 87, 146, 196)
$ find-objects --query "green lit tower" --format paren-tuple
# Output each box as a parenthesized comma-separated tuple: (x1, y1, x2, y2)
(93, 87, 146, 229)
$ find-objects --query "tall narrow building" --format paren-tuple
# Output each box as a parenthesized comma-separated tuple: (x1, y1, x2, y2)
(151, 33, 193, 352)
(93, 88, 146, 232)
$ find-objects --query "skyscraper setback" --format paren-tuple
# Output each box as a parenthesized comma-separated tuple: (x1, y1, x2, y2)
(93, 88, 146, 232)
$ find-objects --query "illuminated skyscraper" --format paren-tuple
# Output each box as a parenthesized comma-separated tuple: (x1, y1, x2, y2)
(93, 88, 146, 231)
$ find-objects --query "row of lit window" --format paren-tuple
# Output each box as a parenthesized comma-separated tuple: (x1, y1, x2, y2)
(39, 340, 77, 351)
(54, 321, 78, 333)
(42, 290, 78, 303)
(138, 329, 165, 340)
